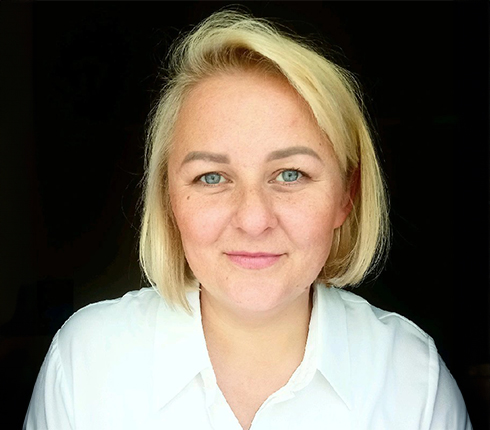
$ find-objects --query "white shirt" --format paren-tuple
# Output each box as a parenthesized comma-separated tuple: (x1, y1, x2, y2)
(24, 284, 472, 429)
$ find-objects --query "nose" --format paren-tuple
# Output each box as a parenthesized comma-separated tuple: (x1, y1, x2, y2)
(231, 185, 278, 236)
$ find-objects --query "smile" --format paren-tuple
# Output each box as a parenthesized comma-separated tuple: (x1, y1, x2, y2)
(225, 252, 284, 270)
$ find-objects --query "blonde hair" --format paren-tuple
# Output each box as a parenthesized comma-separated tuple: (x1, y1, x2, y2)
(139, 9, 390, 310)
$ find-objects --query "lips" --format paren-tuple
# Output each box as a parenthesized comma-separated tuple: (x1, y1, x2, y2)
(225, 252, 283, 270)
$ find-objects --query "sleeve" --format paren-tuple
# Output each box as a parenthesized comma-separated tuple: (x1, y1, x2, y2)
(428, 355, 473, 430)
(23, 331, 74, 430)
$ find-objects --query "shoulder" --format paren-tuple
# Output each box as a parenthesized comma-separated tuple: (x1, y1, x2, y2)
(333, 287, 435, 352)
(324, 287, 472, 428)
(322, 286, 440, 424)
(54, 287, 165, 364)
(333, 287, 438, 375)
(60, 287, 161, 336)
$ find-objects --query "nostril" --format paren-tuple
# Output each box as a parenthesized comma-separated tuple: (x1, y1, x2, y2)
(232, 188, 278, 235)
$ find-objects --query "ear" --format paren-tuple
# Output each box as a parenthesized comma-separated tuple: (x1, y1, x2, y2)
(335, 166, 360, 228)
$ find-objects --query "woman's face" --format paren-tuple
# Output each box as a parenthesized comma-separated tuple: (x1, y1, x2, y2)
(168, 71, 351, 317)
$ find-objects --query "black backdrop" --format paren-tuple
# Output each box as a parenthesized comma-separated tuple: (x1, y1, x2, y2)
(1, 1, 488, 428)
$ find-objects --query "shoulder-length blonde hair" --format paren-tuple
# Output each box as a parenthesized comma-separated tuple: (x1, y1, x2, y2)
(139, 9, 390, 310)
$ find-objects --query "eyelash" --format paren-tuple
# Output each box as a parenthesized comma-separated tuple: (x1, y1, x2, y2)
(274, 168, 309, 185)
(193, 172, 228, 187)
(193, 168, 310, 187)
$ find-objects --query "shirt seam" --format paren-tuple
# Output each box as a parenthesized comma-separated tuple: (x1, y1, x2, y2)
(68, 288, 155, 318)
(424, 337, 439, 430)
(52, 331, 75, 430)
(378, 311, 431, 340)
(338, 293, 430, 341)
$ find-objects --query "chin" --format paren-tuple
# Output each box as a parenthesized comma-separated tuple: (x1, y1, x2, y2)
(216, 277, 310, 314)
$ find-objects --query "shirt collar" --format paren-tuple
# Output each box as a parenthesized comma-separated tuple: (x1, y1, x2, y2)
(152, 288, 212, 411)
(315, 283, 353, 410)
(151, 284, 353, 411)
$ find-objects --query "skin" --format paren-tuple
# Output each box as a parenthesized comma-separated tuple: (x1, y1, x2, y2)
(167, 70, 352, 428)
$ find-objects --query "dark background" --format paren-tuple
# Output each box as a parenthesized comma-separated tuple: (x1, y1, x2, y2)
(1, 1, 488, 428)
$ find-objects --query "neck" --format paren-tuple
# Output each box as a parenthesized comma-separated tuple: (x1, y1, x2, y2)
(200, 286, 313, 367)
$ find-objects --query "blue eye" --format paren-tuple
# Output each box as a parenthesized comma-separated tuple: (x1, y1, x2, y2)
(199, 173, 224, 185)
(276, 170, 302, 183)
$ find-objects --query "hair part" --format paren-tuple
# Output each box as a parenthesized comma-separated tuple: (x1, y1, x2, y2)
(139, 9, 390, 311)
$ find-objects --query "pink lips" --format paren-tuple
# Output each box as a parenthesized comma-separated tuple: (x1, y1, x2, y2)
(225, 252, 283, 269)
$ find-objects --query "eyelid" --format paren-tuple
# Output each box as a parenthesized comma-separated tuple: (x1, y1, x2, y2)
(193, 171, 229, 186)
(191, 168, 309, 187)
(273, 168, 309, 184)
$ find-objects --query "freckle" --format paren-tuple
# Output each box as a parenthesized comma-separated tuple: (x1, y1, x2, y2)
(187, 195, 190, 200)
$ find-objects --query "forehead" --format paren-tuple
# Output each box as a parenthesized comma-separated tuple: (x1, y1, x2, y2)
(169, 71, 331, 161)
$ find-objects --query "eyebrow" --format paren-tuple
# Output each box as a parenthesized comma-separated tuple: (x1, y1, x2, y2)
(266, 146, 323, 163)
(180, 145, 322, 167)
(181, 151, 230, 166)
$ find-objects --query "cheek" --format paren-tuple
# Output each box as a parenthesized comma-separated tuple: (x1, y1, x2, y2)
(278, 195, 340, 250)
(172, 195, 230, 249)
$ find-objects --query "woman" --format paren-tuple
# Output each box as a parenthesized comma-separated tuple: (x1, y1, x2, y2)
(24, 10, 472, 429)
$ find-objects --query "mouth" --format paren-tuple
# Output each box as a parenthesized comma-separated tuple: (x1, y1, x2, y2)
(224, 252, 284, 270)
